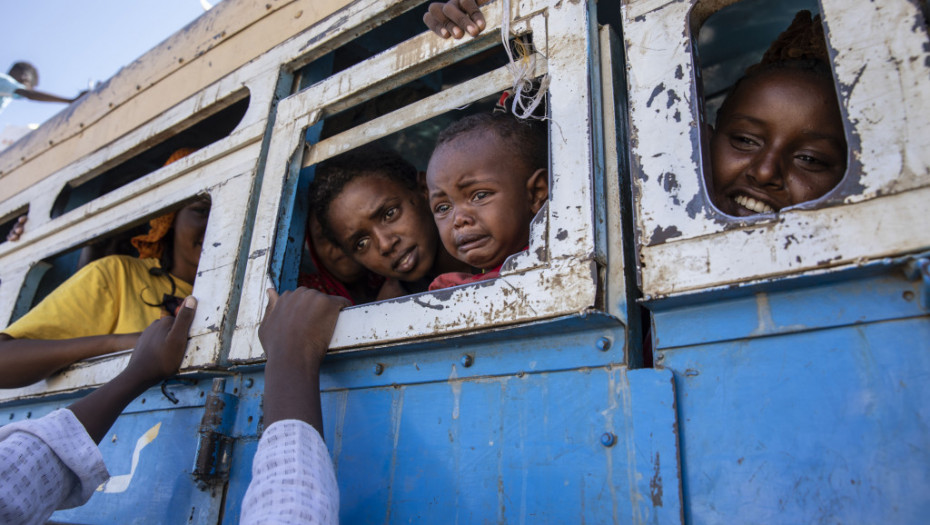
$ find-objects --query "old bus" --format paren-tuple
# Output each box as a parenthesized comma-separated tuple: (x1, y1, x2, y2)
(0, 0, 927, 522)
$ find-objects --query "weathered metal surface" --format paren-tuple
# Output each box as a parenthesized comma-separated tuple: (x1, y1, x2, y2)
(193, 378, 238, 488)
(229, 0, 605, 359)
(657, 272, 930, 523)
(0, 380, 224, 524)
(220, 340, 681, 524)
(621, 0, 930, 298)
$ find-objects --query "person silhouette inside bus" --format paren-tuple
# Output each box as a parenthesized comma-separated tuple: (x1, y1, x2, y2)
(0, 296, 196, 524)
(708, 11, 847, 217)
(0, 148, 210, 389)
(298, 213, 390, 305)
(425, 112, 548, 291)
(1, 61, 86, 116)
(310, 145, 470, 297)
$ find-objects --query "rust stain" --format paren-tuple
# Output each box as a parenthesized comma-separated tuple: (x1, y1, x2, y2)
(649, 451, 663, 507)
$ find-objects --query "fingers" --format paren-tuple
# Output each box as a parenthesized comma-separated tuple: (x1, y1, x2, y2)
(166, 296, 197, 345)
(424, 3, 453, 38)
(424, 0, 488, 39)
(264, 288, 280, 318)
(5, 215, 27, 242)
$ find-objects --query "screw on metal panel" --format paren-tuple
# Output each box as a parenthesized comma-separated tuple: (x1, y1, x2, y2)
(245, 378, 254, 388)
(460, 354, 474, 368)
(600, 432, 616, 447)
(596, 337, 612, 352)
(373, 363, 384, 375)
(655, 352, 665, 363)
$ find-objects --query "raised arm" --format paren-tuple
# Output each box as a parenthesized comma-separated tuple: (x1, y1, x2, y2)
(424, 0, 491, 39)
(15, 87, 86, 104)
(258, 288, 349, 433)
(69, 297, 196, 443)
(0, 298, 195, 524)
(241, 288, 349, 525)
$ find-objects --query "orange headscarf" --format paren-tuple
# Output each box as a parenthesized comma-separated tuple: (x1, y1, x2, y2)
(130, 147, 197, 259)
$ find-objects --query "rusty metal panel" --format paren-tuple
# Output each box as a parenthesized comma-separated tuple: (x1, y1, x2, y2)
(621, 0, 930, 298)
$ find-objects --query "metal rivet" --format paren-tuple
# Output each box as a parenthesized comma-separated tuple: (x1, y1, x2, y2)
(373, 363, 384, 375)
(655, 352, 665, 362)
(460, 354, 474, 368)
(600, 432, 616, 447)
(595, 337, 611, 352)
(245, 378, 254, 388)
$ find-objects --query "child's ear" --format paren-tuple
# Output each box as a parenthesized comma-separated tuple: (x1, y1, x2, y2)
(526, 168, 549, 215)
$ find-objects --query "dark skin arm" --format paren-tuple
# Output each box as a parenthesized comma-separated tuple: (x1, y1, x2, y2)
(14, 87, 86, 104)
(258, 288, 349, 436)
(0, 332, 141, 389)
(423, 0, 491, 39)
(69, 297, 196, 444)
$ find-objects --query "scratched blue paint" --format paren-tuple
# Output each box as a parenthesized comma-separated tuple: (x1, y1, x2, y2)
(220, 364, 680, 524)
(657, 269, 930, 524)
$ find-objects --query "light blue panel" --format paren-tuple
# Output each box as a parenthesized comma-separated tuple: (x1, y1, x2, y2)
(315, 366, 682, 523)
(653, 272, 926, 350)
(663, 317, 930, 524)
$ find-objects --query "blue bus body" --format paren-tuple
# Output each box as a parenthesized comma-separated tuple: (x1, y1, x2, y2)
(0, 0, 927, 523)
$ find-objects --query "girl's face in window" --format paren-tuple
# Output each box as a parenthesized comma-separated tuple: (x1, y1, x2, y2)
(710, 69, 847, 217)
(325, 174, 438, 282)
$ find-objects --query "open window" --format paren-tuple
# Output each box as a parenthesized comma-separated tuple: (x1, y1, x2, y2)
(230, 0, 609, 359)
(621, 0, 930, 299)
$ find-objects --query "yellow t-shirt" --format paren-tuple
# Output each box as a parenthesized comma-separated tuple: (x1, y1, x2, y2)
(2, 255, 192, 340)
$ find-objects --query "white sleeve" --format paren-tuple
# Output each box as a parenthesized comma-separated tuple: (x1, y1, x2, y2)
(0, 409, 109, 525)
(241, 419, 339, 525)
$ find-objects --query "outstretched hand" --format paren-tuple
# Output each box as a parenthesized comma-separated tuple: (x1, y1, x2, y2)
(125, 295, 197, 388)
(259, 288, 350, 370)
(424, 0, 491, 39)
(259, 288, 350, 430)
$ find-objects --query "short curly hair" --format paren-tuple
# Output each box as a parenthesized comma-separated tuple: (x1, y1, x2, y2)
(433, 113, 548, 172)
(309, 145, 418, 242)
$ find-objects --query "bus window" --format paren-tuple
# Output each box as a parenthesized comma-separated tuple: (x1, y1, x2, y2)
(231, 0, 602, 357)
(49, 92, 247, 218)
(696, 0, 847, 219)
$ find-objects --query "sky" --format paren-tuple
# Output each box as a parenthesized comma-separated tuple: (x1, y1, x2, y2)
(1, 1, 221, 133)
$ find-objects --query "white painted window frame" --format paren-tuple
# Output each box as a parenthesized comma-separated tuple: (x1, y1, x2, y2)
(229, 0, 604, 360)
(622, 0, 930, 299)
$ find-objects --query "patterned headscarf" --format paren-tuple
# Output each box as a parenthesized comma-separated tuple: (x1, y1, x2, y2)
(130, 147, 197, 259)
(746, 10, 828, 75)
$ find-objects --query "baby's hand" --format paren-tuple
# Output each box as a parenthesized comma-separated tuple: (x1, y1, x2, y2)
(424, 0, 490, 39)
(125, 296, 197, 387)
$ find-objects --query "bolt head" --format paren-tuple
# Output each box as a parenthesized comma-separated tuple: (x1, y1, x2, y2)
(601, 432, 616, 447)
(373, 363, 384, 375)
(460, 354, 474, 368)
(596, 337, 611, 352)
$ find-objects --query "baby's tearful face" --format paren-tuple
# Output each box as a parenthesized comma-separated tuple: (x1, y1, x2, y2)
(710, 69, 847, 217)
(427, 134, 546, 270)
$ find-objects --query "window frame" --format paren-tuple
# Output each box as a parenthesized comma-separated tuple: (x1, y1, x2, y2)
(229, 0, 606, 359)
(621, 0, 930, 299)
